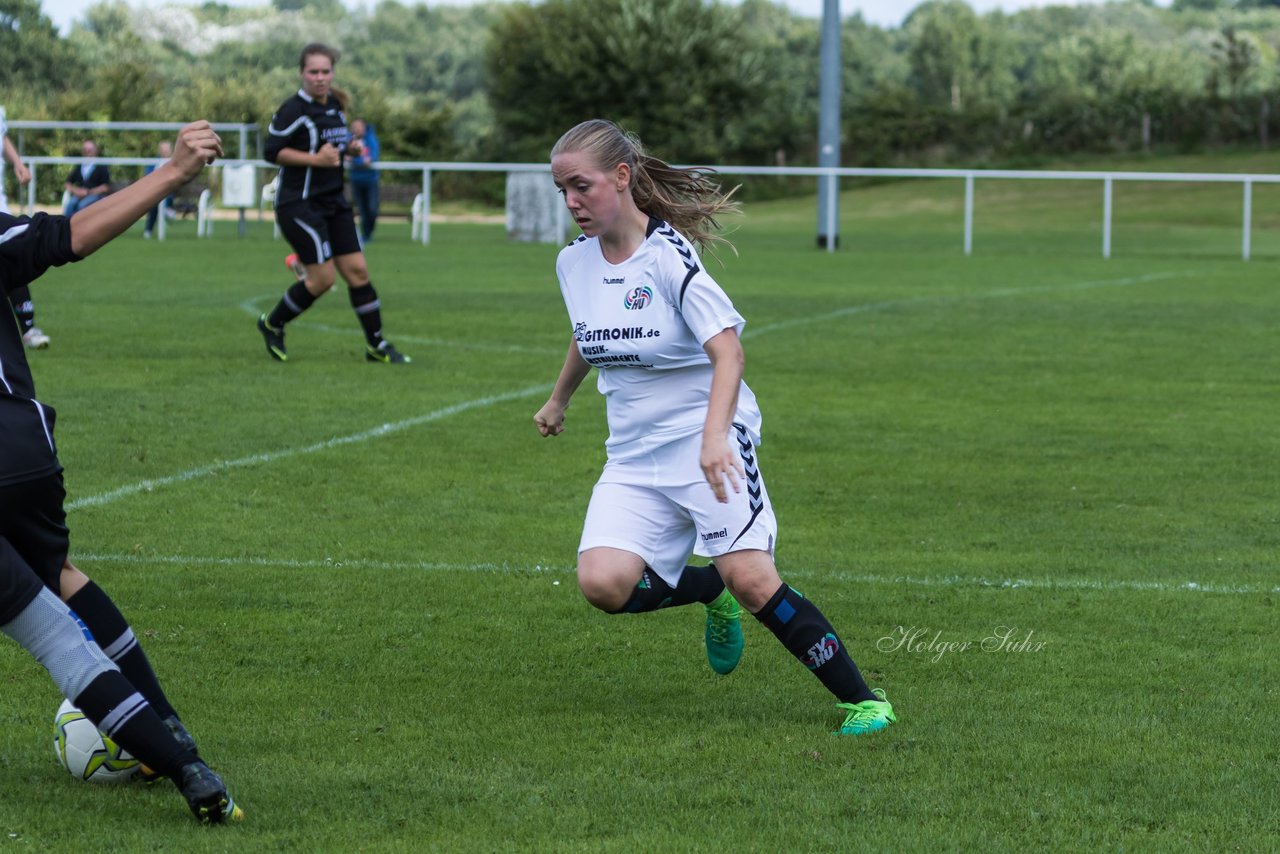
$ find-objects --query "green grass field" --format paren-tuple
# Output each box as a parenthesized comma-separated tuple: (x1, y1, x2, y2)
(2, 163, 1277, 851)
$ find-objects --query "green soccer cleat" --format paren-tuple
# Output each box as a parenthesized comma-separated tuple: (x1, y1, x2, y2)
(366, 341, 411, 364)
(835, 688, 897, 735)
(704, 588, 743, 675)
(257, 314, 287, 362)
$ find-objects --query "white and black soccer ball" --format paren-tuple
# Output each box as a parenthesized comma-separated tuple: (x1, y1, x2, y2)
(53, 699, 141, 783)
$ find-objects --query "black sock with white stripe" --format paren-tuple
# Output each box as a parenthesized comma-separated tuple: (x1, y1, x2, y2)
(66, 581, 178, 720)
(348, 283, 384, 348)
(73, 672, 195, 780)
(267, 281, 316, 328)
(609, 564, 725, 613)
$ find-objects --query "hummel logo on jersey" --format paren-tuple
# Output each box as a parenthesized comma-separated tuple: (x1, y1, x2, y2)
(603, 276, 625, 285)
(701, 527, 728, 542)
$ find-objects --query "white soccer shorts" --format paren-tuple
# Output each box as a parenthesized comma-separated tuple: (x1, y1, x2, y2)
(578, 424, 777, 587)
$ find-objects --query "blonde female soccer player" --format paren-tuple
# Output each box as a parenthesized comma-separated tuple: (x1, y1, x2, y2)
(533, 119, 897, 735)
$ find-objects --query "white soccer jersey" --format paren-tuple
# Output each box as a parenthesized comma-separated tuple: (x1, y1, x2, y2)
(556, 218, 762, 462)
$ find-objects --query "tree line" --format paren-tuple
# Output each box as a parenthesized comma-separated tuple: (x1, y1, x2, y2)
(5, 0, 1280, 201)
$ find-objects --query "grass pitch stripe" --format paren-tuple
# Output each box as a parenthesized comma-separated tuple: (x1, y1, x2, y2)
(66, 385, 550, 511)
(73, 552, 1278, 595)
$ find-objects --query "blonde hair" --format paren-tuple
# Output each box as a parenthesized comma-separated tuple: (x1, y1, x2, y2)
(551, 119, 739, 253)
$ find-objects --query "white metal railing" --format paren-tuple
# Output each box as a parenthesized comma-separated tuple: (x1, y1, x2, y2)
(8, 121, 257, 162)
(14, 157, 1280, 259)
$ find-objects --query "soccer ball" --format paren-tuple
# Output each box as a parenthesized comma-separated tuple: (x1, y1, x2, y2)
(53, 699, 141, 783)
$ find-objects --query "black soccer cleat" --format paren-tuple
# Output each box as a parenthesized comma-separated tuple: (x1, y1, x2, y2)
(178, 760, 244, 824)
(257, 314, 288, 362)
(165, 715, 199, 755)
(139, 715, 201, 784)
(366, 341, 411, 364)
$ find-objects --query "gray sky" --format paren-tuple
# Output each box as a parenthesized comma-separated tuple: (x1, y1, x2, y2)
(39, 0, 1143, 35)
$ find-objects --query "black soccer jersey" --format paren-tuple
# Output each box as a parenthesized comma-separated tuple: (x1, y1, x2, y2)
(264, 90, 353, 207)
(0, 212, 78, 486)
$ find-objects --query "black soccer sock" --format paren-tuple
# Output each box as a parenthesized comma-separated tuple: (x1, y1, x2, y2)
(754, 583, 876, 704)
(267, 281, 317, 329)
(609, 564, 725, 614)
(10, 285, 35, 333)
(66, 581, 178, 720)
(73, 672, 195, 780)
(348, 283, 384, 348)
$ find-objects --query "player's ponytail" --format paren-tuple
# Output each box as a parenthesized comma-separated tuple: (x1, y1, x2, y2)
(551, 119, 739, 254)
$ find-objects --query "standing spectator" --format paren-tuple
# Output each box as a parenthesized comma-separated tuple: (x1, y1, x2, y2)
(347, 118, 380, 243)
(62, 139, 111, 216)
(143, 140, 176, 239)
(1, 106, 46, 350)
(257, 43, 410, 364)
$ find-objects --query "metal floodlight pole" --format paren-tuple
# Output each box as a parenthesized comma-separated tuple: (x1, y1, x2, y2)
(816, 0, 841, 250)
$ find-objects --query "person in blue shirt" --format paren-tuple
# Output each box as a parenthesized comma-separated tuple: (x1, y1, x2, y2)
(346, 118, 379, 243)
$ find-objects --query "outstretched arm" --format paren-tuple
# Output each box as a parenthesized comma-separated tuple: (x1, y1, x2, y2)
(533, 340, 592, 437)
(69, 122, 222, 257)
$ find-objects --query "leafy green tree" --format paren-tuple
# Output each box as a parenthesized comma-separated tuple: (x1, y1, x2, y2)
(905, 0, 984, 112)
(0, 0, 82, 96)
(487, 0, 764, 163)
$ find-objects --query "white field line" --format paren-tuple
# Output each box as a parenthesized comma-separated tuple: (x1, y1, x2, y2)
(66, 385, 549, 511)
(74, 552, 1279, 595)
(75, 271, 1185, 512)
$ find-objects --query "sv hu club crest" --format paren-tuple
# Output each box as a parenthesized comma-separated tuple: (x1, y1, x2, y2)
(624, 285, 653, 310)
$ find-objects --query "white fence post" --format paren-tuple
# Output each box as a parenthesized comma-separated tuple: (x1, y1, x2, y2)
(420, 169, 431, 246)
(1242, 179, 1253, 262)
(964, 173, 974, 256)
(824, 172, 837, 253)
(1102, 176, 1113, 259)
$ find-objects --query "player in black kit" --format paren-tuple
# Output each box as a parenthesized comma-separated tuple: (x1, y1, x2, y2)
(257, 43, 410, 364)
(0, 121, 243, 824)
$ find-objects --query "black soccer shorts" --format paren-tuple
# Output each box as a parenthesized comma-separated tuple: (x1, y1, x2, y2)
(0, 474, 71, 624)
(276, 194, 362, 266)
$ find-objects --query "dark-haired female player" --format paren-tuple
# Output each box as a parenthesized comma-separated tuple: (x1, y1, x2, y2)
(257, 42, 410, 364)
